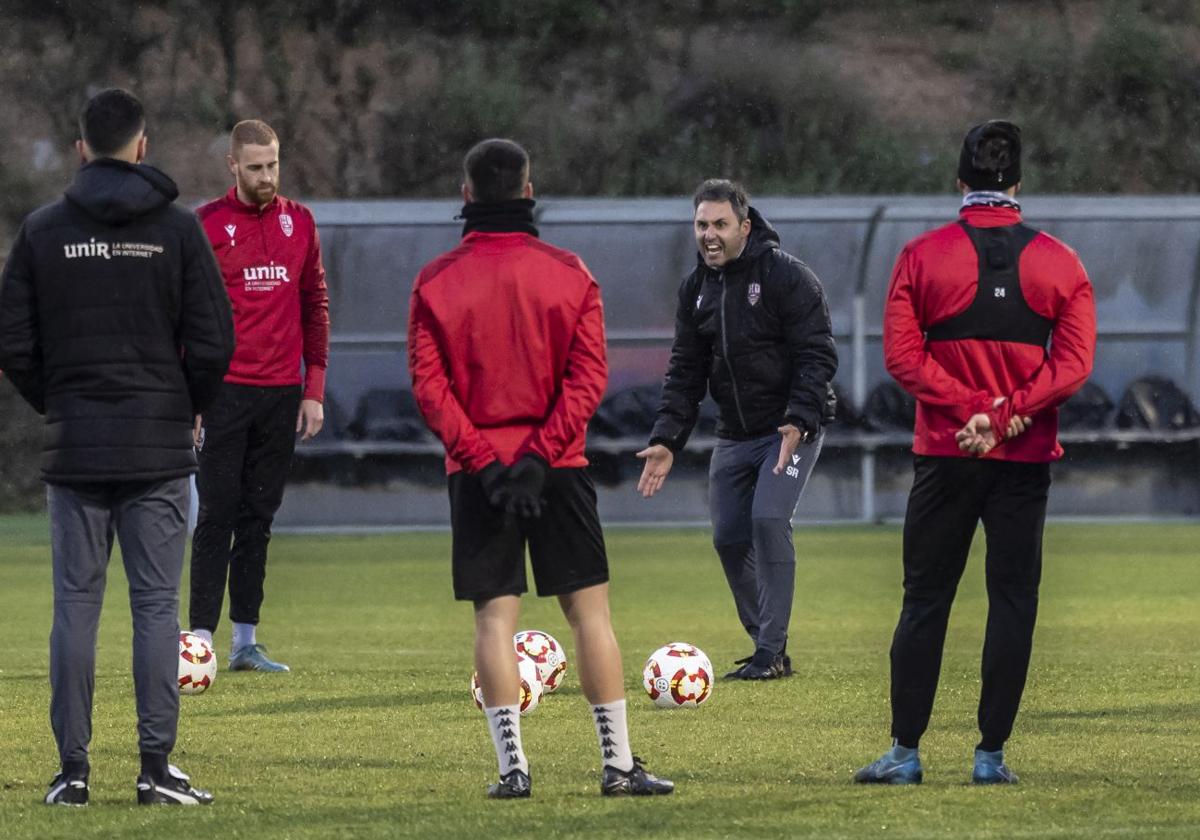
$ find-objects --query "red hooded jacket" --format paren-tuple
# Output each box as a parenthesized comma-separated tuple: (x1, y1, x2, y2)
(883, 204, 1096, 461)
(408, 231, 608, 475)
(197, 188, 329, 401)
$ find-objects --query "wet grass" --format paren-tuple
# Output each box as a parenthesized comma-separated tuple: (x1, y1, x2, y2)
(0, 519, 1197, 838)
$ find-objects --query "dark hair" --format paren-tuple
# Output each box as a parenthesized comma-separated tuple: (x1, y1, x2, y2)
(463, 138, 530, 203)
(693, 178, 749, 222)
(79, 88, 146, 156)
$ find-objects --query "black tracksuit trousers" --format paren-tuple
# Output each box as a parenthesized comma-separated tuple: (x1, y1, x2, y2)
(189, 383, 300, 632)
(890, 455, 1051, 751)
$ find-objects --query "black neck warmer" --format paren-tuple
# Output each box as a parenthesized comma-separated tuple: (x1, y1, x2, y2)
(459, 198, 538, 237)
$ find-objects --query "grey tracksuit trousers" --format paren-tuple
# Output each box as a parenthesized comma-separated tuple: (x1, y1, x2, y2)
(709, 431, 823, 656)
(47, 477, 189, 767)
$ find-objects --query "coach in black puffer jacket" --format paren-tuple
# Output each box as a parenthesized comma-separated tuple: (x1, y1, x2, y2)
(0, 157, 234, 483)
(649, 205, 838, 450)
(639, 180, 837, 682)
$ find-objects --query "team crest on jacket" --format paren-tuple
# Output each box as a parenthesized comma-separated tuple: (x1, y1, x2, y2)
(279, 213, 294, 237)
(747, 282, 761, 306)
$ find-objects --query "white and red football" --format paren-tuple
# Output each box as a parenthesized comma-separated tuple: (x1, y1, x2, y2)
(642, 642, 713, 709)
(471, 653, 543, 716)
(178, 632, 217, 696)
(513, 629, 568, 693)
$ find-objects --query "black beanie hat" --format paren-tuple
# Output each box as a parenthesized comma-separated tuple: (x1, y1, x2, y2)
(958, 120, 1022, 190)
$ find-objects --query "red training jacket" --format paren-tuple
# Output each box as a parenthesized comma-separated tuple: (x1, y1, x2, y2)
(197, 188, 330, 401)
(408, 232, 608, 474)
(883, 204, 1096, 461)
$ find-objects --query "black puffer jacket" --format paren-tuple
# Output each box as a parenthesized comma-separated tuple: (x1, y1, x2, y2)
(649, 207, 838, 450)
(0, 158, 234, 483)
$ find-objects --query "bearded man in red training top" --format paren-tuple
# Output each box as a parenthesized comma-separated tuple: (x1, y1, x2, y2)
(189, 120, 330, 673)
(854, 121, 1095, 786)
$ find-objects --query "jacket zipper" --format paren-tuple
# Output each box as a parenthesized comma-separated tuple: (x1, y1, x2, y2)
(718, 272, 749, 433)
(257, 210, 271, 265)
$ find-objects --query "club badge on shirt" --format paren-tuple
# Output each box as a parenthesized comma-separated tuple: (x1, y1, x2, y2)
(747, 282, 761, 306)
(279, 214, 294, 237)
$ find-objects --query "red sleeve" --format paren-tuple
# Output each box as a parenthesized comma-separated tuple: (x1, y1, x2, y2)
(991, 254, 1096, 437)
(520, 279, 608, 463)
(300, 213, 330, 402)
(407, 276, 498, 472)
(883, 245, 994, 420)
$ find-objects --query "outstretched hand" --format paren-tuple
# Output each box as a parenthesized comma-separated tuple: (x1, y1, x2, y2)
(635, 444, 674, 498)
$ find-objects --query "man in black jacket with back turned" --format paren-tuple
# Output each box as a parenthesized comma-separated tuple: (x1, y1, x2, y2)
(0, 88, 233, 806)
(637, 179, 838, 681)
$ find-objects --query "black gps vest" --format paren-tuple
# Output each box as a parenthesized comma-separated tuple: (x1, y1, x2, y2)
(926, 222, 1053, 348)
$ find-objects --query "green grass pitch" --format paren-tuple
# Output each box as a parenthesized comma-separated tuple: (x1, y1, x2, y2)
(0, 515, 1197, 839)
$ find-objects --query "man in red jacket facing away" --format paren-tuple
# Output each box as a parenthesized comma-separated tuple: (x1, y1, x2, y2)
(409, 138, 674, 800)
(188, 120, 330, 673)
(854, 121, 1095, 786)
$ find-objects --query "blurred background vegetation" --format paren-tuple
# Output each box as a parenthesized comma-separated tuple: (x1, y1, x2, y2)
(4, 0, 1199, 217)
(2, 0, 1199, 509)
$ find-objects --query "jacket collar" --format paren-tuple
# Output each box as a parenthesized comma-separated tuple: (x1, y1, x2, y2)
(223, 186, 280, 215)
(959, 204, 1023, 228)
(64, 158, 178, 224)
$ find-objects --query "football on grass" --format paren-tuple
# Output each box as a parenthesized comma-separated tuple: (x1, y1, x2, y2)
(642, 642, 713, 709)
(471, 653, 543, 715)
(513, 629, 568, 692)
(178, 632, 217, 695)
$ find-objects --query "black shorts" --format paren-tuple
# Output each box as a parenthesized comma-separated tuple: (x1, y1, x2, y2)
(448, 467, 609, 602)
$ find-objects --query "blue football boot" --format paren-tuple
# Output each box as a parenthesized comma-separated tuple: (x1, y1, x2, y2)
(853, 742, 924, 785)
(229, 643, 290, 672)
(972, 749, 1019, 785)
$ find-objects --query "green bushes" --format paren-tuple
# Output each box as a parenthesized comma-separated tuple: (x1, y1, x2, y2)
(4, 4, 1200, 511)
(987, 1, 1200, 192)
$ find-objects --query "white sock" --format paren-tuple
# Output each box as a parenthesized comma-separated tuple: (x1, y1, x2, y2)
(231, 622, 256, 653)
(592, 699, 634, 772)
(484, 705, 528, 776)
(191, 629, 213, 647)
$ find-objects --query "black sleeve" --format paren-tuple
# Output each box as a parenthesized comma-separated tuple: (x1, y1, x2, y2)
(648, 274, 711, 452)
(179, 216, 234, 414)
(780, 258, 838, 432)
(0, 225, 46, 414)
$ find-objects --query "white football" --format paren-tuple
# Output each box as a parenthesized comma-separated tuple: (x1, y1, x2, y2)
(513, 629, 568, 693)
(642, 642, 713, 709)
(471, 653, 543, 716)
(178, 632, 217, 695)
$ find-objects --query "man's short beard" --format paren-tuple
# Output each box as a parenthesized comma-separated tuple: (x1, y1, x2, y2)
(241, 178, 276, 205)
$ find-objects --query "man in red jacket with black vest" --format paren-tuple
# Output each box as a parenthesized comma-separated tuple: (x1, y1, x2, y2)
(855, 121, 1095, 786)
(189, 119, 330, 673)
(409, 138, 673, 800)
